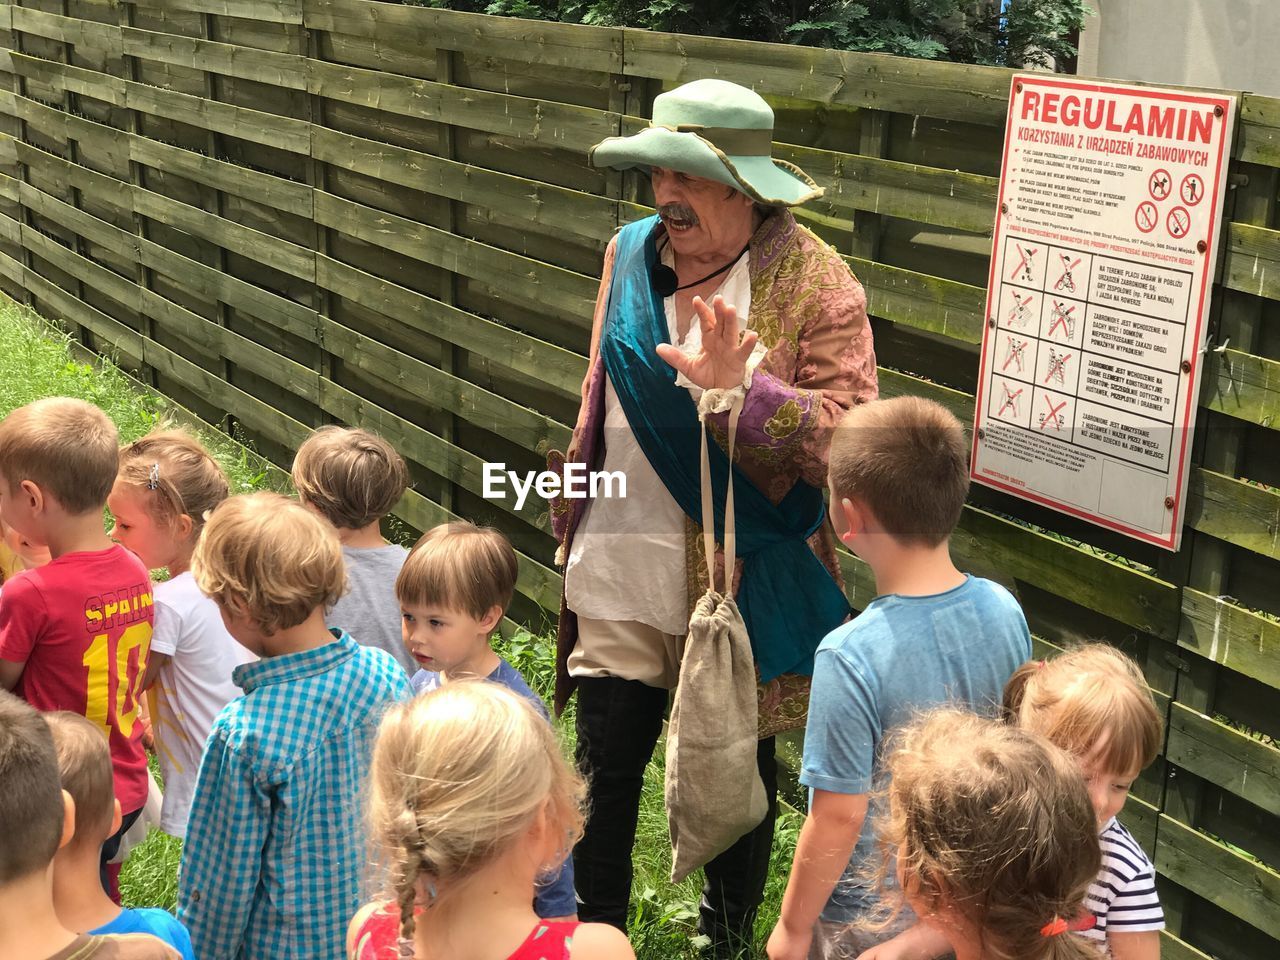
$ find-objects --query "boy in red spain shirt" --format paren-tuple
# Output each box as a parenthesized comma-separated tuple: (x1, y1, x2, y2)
(0, 398, 154, 897)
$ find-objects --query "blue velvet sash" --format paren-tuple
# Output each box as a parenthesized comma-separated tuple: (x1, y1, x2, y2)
(598, 215, 850, 681)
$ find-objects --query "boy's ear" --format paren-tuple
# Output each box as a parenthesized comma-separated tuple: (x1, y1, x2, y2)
(835, 496, 867, 545)
(18, 479, 44, 513)
(479, 604, 503, 633)
(59, 790, 76, 850)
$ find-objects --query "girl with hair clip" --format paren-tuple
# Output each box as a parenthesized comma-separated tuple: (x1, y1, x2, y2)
(107, 428, 253, 839)
(859, 708, 1103, 960)
(347, 681, 634, 960)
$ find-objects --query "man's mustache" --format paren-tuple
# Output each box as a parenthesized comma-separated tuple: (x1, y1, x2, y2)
(658, 204, 699, 226)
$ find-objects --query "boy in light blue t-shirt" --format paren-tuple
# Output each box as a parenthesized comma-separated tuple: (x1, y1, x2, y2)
(46, 712, 195, 959)
(767, 398, 1031, 960)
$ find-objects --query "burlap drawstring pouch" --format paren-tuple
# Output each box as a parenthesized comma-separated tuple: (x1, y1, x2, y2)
(665, 394, 768, 883)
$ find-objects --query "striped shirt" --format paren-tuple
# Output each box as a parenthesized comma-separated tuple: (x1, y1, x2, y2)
(1081, 817, 1165, 952)
(178, 631, 412, 960)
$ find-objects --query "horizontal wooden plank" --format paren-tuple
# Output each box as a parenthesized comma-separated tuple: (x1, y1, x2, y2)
(1160, 931, 1213, 960)
(1200, 345, 1280, 431)
(315, 254, 585, 397)
(1179, 588, 1280, 690)
(314, 191, 595, 327)
(847, 255, 986, 343)
(303, 0, 622, 73)
(8, 52, 312, 154)
(782, 141, 998, 234)
(1224, 222, 1280, 302)
(1185, 468, 1280, 559)
(309, 59, 617, 153)
(623, 28, 1012, 127)
(122, 0, 304, 23)
(11, 7, 122, 52)
(1166, 702, 1280, 817)
(1156, 814, 1280, 941)
(22, 266, 146, 360)
(318, 316, 572, 454)
(311, 126, 626, 245)
(1240, 93, 1280, 168)
(121, 26, 307, 90)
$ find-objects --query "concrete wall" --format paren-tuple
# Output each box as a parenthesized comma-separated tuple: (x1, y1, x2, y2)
(1076, 0, 1279, 97)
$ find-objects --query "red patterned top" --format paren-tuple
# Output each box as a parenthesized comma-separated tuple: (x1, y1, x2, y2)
(351, 903, 578, 960)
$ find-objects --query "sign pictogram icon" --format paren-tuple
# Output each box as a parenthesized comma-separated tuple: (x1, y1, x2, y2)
(1038, 394, 1068, 431)
(1179, 173, 1204, 206)
(1047, 300, 1076, 340)
(1010, 243, 1038, 283)
(1002, 336, 1028, 373)
(1135, 201, 1158, 234)
(1043, 349, 1072, 386)
(1148, 169, 1172, 201)
(997, 383, 1024, 419)
(1167, 206, 1191, 238)
(1053, 254, 1081, 293)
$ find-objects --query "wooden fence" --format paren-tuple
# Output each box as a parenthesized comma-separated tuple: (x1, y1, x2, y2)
(0, 2, 1276, 955)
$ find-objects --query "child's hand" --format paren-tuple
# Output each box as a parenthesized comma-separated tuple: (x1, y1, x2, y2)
(855, 923, 951, 960)
(766, 920, 813, 960)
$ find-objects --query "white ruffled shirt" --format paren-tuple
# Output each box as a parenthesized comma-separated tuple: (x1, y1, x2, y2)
(564, 246, 765, 634)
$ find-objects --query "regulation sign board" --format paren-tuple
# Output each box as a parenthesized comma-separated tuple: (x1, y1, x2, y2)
(971, 75, 1236, 551)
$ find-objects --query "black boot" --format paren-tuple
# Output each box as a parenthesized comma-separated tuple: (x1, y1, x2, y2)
(572, 675, 668, 931)
(698, 736, 779, 959)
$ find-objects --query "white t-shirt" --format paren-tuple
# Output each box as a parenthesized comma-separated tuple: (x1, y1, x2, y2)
(149, 571, 256, 837)
(1080, 817, 1165, 953)
(564, 249, 757, 635)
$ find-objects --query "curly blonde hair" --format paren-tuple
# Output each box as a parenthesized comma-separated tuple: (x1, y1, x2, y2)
(191, 492, 345, 635)
(879, 709, 1101, 960)
(367, 681, 586, 943)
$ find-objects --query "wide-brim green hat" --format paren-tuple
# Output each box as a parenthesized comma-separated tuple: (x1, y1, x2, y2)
(589, 78, 822, 207)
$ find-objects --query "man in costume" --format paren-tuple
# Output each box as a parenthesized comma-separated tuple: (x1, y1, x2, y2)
(549, 78, 878, 956)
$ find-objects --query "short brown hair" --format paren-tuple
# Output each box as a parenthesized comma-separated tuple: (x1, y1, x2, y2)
(879, 709, 1100, 960)
(45, 712, 115, 846)
(827, 397, 969, 546)
(292, 426, 409, 530)
(0, 397, 118, 514)
(192, 492, 346, 635)
(395, 522, 517, 621)
(117, 428, 229, 537)
(1004, 643, 1163, 776)
(0, 690, 65, 884)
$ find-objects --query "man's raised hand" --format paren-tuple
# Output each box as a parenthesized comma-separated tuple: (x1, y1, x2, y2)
(656, 294, 759, 390)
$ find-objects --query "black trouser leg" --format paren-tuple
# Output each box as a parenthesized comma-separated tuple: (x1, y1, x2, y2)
(573, 675, 668, 931)
(698, 736, 779, 958)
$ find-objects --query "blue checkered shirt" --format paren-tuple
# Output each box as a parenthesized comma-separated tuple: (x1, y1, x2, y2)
(178, 631, 412, 960)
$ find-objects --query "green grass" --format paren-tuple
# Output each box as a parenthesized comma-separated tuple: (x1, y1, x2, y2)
(0, 298, 799, 958)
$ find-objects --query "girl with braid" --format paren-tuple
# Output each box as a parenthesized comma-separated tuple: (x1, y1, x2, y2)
(348, 681, 633, 960)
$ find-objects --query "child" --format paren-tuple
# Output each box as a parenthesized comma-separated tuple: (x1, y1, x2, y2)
(767, 397, 1032, 960)
(0, 690, 177, 960)
(347, 681, 634, 960)
(397, 520, 577, 921)
(177, 492, 412, 960)
(1005, 645, 1165, 959)
(0, 398, 156, 894)
(108, 428, 253, 839)
(870, 708, 1102, 960)
(46, 711, 195, 959)
(0, 516, 51, 584)
(293, 425, 415, 674)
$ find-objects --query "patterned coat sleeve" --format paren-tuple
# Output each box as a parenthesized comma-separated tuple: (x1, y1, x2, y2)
(710, 249, 878, 494)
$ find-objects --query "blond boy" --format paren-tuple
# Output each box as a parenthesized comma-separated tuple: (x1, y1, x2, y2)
(398, 521, 576, 921)
(0, 398, 155, 893)
(177, 493, 411, 960)
(767, 398, 1032, 960)
(46, 712, 194, 958)
(0, 691, 176, 960)
(292, 425, 414, 674)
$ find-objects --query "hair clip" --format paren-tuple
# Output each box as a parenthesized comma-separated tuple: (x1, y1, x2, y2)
(1040, 912, 1096, 937)
(147, 462, 161, 491)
